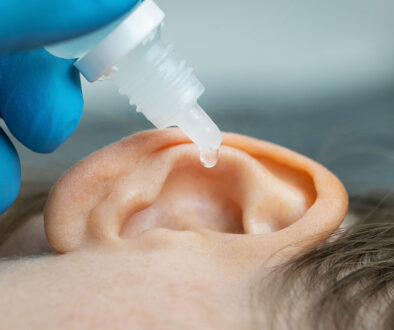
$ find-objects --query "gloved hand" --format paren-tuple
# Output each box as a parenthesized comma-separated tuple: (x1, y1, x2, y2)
(0, 0, 140, 214)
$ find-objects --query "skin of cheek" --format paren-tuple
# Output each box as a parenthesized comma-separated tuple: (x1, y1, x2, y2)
(0, 241, 258, 330)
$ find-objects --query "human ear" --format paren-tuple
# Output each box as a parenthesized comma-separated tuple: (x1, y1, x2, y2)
(44, 129, 347, 263)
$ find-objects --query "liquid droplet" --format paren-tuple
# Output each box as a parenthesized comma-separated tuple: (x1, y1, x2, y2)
(199, 148, 219, 168)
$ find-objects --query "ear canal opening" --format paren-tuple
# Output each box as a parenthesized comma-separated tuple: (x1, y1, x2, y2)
(118, 151, 318, 239)
(119, 165, 245, 239)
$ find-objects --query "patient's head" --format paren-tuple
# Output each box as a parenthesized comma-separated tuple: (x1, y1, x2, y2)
(0, 129, 392, 330)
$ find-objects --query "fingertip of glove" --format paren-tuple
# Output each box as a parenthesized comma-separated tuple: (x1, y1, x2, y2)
(0, 129, 21, 214)
(0, 49, 84, 154)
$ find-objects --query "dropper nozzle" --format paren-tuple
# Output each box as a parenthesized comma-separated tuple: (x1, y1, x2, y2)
(173, 103, 222, 152)
(172, 103, 222, 168)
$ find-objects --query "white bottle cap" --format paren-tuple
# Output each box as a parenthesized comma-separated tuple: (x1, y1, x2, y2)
(75, 0, 165, 82)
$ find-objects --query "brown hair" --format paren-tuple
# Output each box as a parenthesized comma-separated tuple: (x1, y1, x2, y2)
(265, 190, 394, 330)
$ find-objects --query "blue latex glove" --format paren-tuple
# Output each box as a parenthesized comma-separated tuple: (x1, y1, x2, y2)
(0, 0, 140, 214)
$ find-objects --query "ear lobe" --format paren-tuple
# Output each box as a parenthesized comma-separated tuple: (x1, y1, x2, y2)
(45, 129, 347, 257)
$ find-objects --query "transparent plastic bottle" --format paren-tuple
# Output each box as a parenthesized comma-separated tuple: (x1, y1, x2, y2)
(46, 0, 222, 166)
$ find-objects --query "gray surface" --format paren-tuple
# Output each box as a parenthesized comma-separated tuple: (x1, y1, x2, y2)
(16, 87, 394, 195)
(11, 0, 394, 195)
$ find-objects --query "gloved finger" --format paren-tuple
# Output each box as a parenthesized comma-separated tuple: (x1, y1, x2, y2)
(0, 49, 83, 153)
(0, 0, 140, 53)
(0, 127, 21, 214)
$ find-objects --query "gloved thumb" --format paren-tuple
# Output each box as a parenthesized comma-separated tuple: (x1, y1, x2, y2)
(0, 0, 141, 53)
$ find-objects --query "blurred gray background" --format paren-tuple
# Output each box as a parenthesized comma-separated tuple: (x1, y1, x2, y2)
(17, 0, 394, 195)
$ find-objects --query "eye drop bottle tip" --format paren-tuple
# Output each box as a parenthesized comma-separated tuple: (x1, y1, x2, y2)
(173, 103, 222, 168)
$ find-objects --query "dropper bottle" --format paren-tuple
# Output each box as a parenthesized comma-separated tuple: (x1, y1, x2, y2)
(46, 0, 222, 167)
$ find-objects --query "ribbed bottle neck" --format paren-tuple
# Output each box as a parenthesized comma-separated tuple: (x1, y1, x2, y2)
(108, 28, 204, 129)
